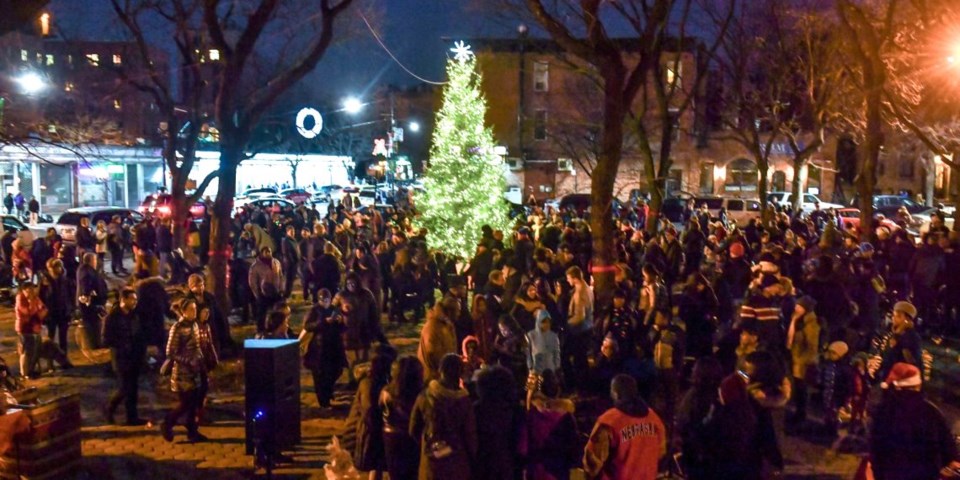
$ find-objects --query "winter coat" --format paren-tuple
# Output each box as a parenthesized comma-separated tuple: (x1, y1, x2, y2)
(76, 225, 95, 251)
(349, 373, 387, 471)
(156, 224, 173, 254)
(871, 390, 957, 480)
(675, 385, 719, 480)
(248, 256, 283, 301)
(165, 319, 203, 392)
(95, 227, 108, 254)
(788, 312, 820, 380)
(312, 253, 342, 293)
(700, 374, 784, 480)
(348, 254, 382, 298)
(102, 306, 147, 371)
(15, 293, 47, 335)
(338, 286, 383, 347)
(135, 277, 174, 347)
(417, 309, 457, 380)
(39, 270, 72, 320)
(247, 224, 276, 253)
(474, 394, 524, 480)
(519, 397, 578, 480)
(76, 264, 107, 307)
(302, 305, 347, 371)
(409, 380, 477, 480)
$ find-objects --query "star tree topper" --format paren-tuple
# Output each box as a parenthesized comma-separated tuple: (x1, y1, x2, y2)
(450, 41, 473, 63)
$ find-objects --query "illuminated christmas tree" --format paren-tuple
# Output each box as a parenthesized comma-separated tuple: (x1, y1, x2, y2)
(418, 41, 511, 260)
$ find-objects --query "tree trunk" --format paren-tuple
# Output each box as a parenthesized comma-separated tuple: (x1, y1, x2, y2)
(857, 78, 883, 240)
(640, 137, 661, 236)
(757, 155, 772, 227)
(791, 157, 804, 212)
(210, 143, 241, 318)
(170, 176, 188, 249)
(590, 77, 626, 321)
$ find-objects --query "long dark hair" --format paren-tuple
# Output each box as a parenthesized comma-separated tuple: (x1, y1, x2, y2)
(388, 356, 424, 405)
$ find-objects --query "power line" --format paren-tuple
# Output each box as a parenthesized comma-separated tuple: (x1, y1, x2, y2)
(358, 12, 446, 86)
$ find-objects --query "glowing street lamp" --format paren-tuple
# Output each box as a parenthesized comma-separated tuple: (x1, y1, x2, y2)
(342, 97, 363, 114)
(408, 121, 420, 133)
(16, 72, 46, 94)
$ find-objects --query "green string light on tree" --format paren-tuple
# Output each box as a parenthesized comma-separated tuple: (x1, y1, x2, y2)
(418, 41, 512, 261)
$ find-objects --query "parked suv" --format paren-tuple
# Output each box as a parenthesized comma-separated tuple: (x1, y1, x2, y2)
(850, 194, 934, 218)
(55, 207, 144, 244)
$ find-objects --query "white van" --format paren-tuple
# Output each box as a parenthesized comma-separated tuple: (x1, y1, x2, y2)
(690, 196, 762, 227)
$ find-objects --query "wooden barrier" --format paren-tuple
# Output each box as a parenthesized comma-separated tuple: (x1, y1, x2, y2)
(0, 394, 82, 480)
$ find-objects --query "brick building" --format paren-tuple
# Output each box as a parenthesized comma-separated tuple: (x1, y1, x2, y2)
(468, 36, 850, 203)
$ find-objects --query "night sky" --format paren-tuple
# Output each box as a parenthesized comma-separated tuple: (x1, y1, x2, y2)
(49, 0, 514, 99)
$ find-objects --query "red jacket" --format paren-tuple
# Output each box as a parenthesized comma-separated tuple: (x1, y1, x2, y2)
(15, 294, 47, 335)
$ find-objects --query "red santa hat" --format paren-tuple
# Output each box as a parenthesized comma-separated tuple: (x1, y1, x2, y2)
(881, 362, 922, 389)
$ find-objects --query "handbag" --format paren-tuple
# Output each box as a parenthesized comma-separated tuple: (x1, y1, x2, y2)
(298, 328, 315, 357)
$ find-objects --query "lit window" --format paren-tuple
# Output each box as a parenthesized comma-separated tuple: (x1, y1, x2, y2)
(533, 61, 549, 92)
(112, 54, 122, 65)
(45, 54, 54, 66)
(665, 60, 682, 86)
(20, 49, 28, 62)
(534, 110, 547, 141)
(64, 82, 74, 92)
(39, 13, 51, 36)
(114, 99, 122, 110)
(208, 49, 220, 61)
(86, 53, 99, 66)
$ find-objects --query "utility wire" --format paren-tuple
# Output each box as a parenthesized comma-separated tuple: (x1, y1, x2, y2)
(358, 11, 447, 86)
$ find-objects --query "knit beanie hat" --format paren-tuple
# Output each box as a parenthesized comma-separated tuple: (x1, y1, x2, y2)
(729, 242, 745, 259)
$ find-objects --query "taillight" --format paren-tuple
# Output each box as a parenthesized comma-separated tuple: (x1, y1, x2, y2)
(157, 205, 171, 215)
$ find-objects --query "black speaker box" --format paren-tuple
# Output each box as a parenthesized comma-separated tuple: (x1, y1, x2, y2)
(244, 339, 301, 454)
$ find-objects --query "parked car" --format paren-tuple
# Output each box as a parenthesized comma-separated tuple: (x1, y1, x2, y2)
(279, 188, 313, 205)
(139, 194, 206, 219)
(766, 191, 844, 213)
(836, 208, 901, 233)
(234, 195, 295, 214)
(851, 194, 935, 218)
(544, 194, 624, 216)
(1, 215, 29, 232)
(340, 186, 380, 208)
(314, 185, 343, 203)
(55, 207, 144, 244)
(238, 187, 278, 200)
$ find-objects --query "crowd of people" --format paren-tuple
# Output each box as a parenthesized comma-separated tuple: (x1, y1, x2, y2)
(4, 188, 960, 478)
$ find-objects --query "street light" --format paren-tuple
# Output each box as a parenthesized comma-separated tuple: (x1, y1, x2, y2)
(16, 72, 46, 95)
(408, 121, 420, 133)
(342, 97, 363, 114)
